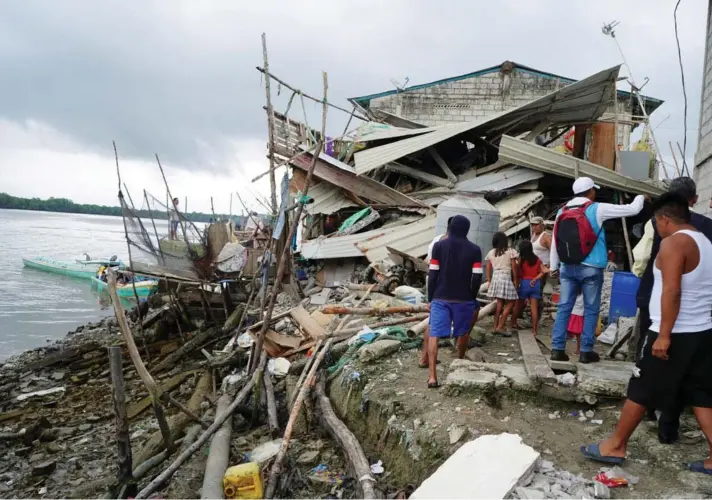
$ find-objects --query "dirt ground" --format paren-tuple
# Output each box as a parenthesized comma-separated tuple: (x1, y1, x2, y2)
(329, 314, 712, 498)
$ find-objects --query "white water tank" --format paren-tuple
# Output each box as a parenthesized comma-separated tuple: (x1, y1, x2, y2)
(436, 195, 500, 256)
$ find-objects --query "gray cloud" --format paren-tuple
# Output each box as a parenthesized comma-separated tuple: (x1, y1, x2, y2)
(0, 0, 706, 177)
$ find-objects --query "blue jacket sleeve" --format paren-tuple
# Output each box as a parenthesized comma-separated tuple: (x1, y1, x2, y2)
(470, 246, 483, 301)
(427, 242, 441, 302)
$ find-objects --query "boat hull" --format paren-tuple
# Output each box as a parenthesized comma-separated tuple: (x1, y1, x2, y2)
(91, 277, 158, 298)
(23, 257, 100, 280)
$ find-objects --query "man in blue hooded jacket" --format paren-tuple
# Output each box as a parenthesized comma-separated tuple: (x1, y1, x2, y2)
(427, 215, 483, 388)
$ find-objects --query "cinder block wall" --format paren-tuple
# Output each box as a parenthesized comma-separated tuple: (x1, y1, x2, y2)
(695, 1, 712, 215)
(369, 70, 564, 126)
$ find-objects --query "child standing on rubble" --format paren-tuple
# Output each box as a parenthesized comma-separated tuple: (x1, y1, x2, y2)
(485, 232, 519, 337)
(511, 240, 548, 336)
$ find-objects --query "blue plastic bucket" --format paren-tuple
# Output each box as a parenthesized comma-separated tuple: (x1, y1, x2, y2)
(608, 271, 640, 325)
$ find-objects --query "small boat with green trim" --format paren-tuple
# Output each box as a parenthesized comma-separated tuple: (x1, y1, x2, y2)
(22, 256, 124, 280)
(91, 276, 158, 298)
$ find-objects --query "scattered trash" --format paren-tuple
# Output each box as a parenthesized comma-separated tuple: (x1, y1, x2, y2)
(248, 439, 282, 464)
(16, 387, 66, 402)
(591, 419, 603, 425)
(297, 450, 320, 464)
(593, 481, 611, 499)
(370, 460, 384, 474)
(556, 372, 576, 387)
(38, 487, 47, 496)
(595, 473, 628, 488)
(598, 324, 617, 345)
(267, 357, 290, 377)
(308, 464, 344, 486)
(585, 410, 595, 418)
(548, 411, 561, 420)
(596, 466, 639, 488)
(448, 424, 466, 444)
(224, 462, 263, 499)
(236, 332, 254, 349)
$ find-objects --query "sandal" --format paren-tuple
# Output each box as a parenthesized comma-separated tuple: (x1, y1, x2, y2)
(427, 381, 441, 389)
(686, 461, 712, 475)
(580, 443, 625, 464)
(419, 360, 441, 368)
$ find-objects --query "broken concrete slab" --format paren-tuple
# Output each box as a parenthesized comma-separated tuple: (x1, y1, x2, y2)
(411, 433, 540, 499)
(515, 486, 547, 499)
(359, 340, 401, 363)
(448, 360, 532, 391)
(577, 360, 634, 398)
(518, 331, 555, 383)
(446, 369, 499, 390)
(309, 288, 332, 306)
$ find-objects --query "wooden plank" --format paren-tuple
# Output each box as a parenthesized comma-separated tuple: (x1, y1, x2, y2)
(310, 310, 333, 328)
(265, 329, 303, 350)
(289, 306, 325, 339)
(517, 330, 556, 383)
(126, 370, 196, 420)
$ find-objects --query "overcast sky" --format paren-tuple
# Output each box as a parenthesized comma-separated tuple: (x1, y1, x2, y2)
(0, 0, 706, 213)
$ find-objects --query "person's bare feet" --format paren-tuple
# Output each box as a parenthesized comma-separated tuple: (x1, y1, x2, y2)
(597, 438, 627, 459)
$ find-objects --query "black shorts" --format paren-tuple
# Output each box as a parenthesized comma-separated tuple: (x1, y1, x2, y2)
(627, 329, 712, 411)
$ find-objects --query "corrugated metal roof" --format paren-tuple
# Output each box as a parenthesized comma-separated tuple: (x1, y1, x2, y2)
(495, 191, 544, 221)
(414, 167, 542, 205)
(304, 182, 357, 215)
(299, 215, 436, 261)
(353, 122, 439, 142)
(353, 65, 622, 175)
(289, 150, 426, 207)
(497, 135, 665, 197)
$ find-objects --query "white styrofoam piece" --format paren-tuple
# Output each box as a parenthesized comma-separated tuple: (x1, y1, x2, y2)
(411, 433, 540, 499)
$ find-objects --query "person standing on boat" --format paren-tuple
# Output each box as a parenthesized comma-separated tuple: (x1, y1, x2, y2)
(169, 197, 180, 240)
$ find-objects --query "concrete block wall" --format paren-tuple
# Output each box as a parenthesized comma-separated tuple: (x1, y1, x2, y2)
(695, 1, 712, 215)
(369, 70, 567, 127)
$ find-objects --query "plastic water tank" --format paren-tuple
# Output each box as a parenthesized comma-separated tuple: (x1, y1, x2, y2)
(608, 271, 640, 325)
(436, 195, 501, 255)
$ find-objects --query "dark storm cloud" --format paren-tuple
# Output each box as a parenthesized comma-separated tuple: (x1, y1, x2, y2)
(0, 0, 706, 174)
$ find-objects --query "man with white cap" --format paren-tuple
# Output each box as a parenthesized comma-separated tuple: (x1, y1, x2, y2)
(550, 177, 645, 363)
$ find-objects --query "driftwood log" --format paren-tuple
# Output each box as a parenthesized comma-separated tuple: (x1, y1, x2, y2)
(315, 378, 380, 499)
(153, 326, 221, 372)
(135, 353, 266, 499)
(264, 373, 280, 437)
(200, 393, 232, 499)
(133, 371, 212, 465)
(108, 346, 134, 491)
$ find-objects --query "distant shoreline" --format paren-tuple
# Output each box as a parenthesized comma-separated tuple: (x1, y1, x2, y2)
(0, 192, 232, 223)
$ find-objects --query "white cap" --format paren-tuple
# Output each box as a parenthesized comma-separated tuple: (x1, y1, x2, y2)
(572, 177, 600, 195)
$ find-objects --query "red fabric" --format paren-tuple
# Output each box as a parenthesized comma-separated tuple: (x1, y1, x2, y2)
(567, 314, 584, 336)
(520, 258, 541, 280)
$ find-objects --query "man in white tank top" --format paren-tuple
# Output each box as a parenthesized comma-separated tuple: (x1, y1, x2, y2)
(530, 216, 551, 266)
(581, 193, 712, 473)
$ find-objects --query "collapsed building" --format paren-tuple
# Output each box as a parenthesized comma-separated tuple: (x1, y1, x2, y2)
(266, 62, 665, 291)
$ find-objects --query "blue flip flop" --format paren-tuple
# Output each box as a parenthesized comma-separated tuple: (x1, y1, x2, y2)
(686, 461, 712, 475)
(580, 443, 625, 464)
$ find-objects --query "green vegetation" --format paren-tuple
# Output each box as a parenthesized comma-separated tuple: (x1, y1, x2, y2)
(0, 192, 230, 223)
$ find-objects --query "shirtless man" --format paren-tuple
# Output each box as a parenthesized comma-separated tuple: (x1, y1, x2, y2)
(581, 193, 712, 474)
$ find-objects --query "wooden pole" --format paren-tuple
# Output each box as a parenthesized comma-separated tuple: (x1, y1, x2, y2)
(264, 338, 334, 499)
(320, 305, 429, 315)
(314, 378, 379, 499)
(135, 353, 267, 499)
(200, 393, 232, 499)
(250, 71, 329, 373)
(108, 346, 135, 494)
(107, 270, 175, 455)
(262, 33, 278, 214)
(143, 190, 166, 266)
(669, 141, 682, 177)
(263, 373, 280, 437)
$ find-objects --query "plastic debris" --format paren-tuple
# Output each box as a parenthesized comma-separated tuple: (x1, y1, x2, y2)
(236, 332, 254, 349)
(556, 372, 576, 387)
(308, 464, 344, 485)
(585, 410, 595, 418)
(248, 439, 282, 464)
(595, 473, 628, 488)
(16, 387, 66, 402)
(591, 419, 603, 425)
(370, 460, 384, 474)
(267, 358, 290, 377)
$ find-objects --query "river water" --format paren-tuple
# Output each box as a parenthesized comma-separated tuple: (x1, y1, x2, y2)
(0, 209, 152, 361)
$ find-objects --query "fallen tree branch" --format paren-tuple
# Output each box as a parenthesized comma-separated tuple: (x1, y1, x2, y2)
(339, 313, 429, 336)
(135, 353, 266, 499)
(314, 377, 380, 499)
(108, 270, 174, 455)
(264, 338, 334, 498)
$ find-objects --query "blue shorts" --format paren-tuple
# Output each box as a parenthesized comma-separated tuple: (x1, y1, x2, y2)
(429, 300, 478, 338)
(518, 279, 542, 300)
(171, 220, 179, 232)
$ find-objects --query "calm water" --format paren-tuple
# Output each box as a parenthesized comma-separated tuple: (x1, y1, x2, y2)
(0, 209, 139, 361)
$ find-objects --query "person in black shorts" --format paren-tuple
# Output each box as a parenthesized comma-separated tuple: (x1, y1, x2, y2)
(581, 193, 712, 474)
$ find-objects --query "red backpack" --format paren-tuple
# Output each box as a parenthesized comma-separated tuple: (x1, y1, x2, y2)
(553, 201, 602, 265)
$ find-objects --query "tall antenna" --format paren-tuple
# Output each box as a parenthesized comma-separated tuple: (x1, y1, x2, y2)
(601, 20, 669, 179)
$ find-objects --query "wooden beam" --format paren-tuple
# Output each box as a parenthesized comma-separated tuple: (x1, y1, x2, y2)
(517, 330, 556, 383)
(427, 147, 457, 185)
(523, 121, 551, 141)
(386, 162, 452, 188)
